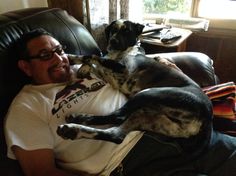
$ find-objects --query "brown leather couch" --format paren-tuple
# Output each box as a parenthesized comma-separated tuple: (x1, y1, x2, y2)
(0, 8, 218, 175)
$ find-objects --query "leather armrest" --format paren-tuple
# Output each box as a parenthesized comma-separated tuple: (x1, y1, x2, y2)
(147, 52, 219, 87)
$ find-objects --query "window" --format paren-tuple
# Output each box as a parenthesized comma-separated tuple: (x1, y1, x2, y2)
(142, 0, 236, 30)
(198, 0, 236, 19)
(143, 0, 192, 18)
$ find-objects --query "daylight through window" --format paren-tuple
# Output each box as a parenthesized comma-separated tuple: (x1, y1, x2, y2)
(142, 0, 236, 30)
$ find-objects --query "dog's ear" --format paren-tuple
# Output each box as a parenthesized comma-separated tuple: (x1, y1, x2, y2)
(135, 23, 145, 35)
(105, 24, 111, 41)
(105, 21, 116, 41)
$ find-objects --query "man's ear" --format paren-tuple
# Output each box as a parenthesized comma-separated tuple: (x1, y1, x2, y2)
(18, 60, 32, 77)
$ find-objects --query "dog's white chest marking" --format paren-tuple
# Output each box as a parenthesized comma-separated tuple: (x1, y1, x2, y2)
(106, 46, 142, 71)
(104, 46, 144, 95)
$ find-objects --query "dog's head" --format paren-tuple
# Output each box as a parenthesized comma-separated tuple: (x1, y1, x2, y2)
(105, 19, 144, 51)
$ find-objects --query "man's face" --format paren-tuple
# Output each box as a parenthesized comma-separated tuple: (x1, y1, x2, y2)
(20, 35, 71, 84)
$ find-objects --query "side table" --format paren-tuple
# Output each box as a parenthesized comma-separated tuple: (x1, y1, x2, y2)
(140, 27, 192, 54)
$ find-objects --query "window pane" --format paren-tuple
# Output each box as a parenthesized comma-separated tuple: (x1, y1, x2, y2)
(143, 0, 192, 17)
(198, 0, 236, 19)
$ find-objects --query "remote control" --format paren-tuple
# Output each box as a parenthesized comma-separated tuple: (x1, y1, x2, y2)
(160, 30, 182, 44)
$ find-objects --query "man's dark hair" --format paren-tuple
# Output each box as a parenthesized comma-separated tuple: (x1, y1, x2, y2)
(16, 28, 53, 60)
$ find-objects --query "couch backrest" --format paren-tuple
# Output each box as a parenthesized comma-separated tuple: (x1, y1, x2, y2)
(0, 7, 101, 159)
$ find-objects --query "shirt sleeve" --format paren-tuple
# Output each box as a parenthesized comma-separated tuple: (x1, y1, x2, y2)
(4, 99, 54, 159)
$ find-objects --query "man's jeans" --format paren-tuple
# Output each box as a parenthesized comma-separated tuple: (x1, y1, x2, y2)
(120, 131, 236, 176)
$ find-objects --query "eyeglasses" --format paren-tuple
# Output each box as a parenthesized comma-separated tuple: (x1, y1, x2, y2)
(27, 45, 66, 61)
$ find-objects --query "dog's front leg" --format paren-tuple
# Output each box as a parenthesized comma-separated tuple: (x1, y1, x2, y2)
(76, 64, 93, 79)
(68, 55, 105, 80)
(67, 54, 84, 65)
(67, 54, 99, 67)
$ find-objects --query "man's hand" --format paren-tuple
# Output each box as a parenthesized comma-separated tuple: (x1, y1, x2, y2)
(154, 56, 182, 72)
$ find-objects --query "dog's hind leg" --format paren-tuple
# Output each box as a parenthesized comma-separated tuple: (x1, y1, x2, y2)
(57, 124, 126, 144)
(65, 109, 127, 126)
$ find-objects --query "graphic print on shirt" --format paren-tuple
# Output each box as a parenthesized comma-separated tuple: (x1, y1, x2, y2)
(52, 78, 106, 119)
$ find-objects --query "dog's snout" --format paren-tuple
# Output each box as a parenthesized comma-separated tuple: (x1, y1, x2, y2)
(110, 38, 119, 46)
(108, 36, 122, 51)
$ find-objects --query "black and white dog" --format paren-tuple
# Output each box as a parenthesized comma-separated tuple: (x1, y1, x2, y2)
(57, 19, 213, 144)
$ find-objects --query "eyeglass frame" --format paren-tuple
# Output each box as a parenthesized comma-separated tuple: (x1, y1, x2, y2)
(26, 45, 67, 61)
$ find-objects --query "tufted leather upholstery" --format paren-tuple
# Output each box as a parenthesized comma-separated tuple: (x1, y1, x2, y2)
(147, 52, 219, 87)
(0, 8, 218, 175)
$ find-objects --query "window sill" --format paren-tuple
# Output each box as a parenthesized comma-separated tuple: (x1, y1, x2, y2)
(143, 15, 209, 32)
(207, 19, 236, 31)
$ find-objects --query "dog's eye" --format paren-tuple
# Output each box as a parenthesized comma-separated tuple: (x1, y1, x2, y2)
(124, 28, 131, 33)
(111, 28, 119, 34)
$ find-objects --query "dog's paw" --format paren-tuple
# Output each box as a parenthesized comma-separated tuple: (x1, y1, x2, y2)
(77, 64, 92, 79)
(67, 54, 88, 65)
(57, 124, 79, 140)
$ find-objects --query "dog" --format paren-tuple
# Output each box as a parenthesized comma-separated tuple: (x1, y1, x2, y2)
(57, 19, 213, 145)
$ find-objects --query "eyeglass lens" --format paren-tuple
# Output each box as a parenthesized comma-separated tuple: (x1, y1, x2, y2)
(28, 45, 66, 61)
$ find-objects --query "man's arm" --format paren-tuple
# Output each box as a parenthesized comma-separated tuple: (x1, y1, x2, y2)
(12, 146, 77, 176)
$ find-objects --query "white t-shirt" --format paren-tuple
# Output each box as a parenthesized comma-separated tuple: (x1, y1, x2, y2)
(4, 75, 143, 175)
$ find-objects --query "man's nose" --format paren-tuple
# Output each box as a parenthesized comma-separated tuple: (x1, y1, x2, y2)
(53, 52, 64, 61)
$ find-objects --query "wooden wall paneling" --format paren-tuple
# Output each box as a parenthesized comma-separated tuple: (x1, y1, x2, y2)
(186, 33, 236, 84)
(187, 34, 220, 61)
(214, 38, 236, 83)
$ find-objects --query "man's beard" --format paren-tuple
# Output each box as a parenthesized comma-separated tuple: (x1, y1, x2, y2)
(48, 65, 72, 83)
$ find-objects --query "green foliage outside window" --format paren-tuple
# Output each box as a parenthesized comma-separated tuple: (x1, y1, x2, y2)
(143, 0, 191, 15)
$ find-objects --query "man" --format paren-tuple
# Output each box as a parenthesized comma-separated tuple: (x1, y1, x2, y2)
(4, 28, 236, 176)
(4, 28, 143, 176)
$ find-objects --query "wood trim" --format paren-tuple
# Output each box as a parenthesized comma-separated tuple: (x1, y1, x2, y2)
(47, 0, 84, 23)
(190, 0, 200, 17)
(194, 28, 236, 39)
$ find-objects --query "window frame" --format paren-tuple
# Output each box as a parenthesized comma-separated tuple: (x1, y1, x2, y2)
(193, 0, 236, 30)
(143, 0, 236, 31)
